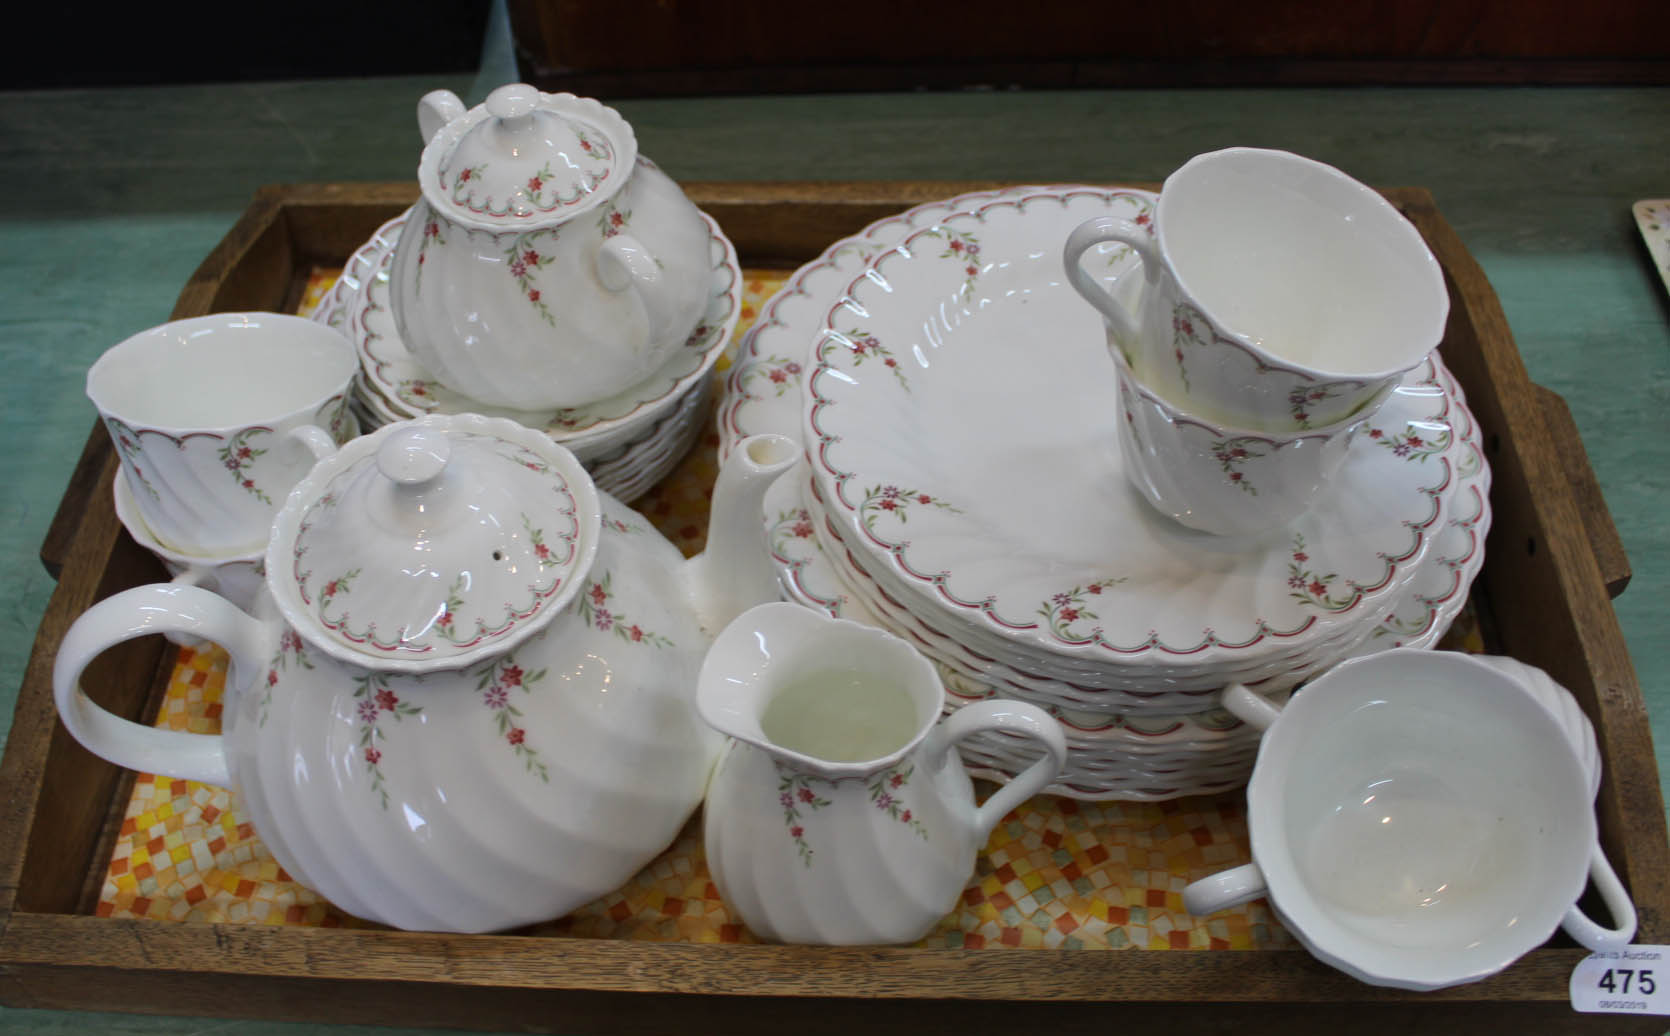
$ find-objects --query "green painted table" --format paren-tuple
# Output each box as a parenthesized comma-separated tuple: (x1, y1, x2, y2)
(1, 71, 1667, 1033)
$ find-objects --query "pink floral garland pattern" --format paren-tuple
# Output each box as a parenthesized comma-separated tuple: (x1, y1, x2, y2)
(1368, 422, 1451, 461)
(1211, 437, 1270, 496)
(106, 418, 159, 501)
(1287, 384, 1344, 430)
(1037, 577, 1127, 641)
(775, 762, 928, 869)
(575, 572, 673, 648)
(929, 226, 983, 300)
(868, 765, 927, 838)
(777, 768, 833, 866)
(1286, 533, 1357, 611)
(857, 484, 961, 536)
(825, 330, 909, 390)
(217, 428, 274, 505)
(414, 216, 446, 292)
(735, 354, 804, 399)
(259, 628, 312, 728)
(475, 655, 550, 782)
(352, 673, 423, 810)
(505, 230, 558, 326)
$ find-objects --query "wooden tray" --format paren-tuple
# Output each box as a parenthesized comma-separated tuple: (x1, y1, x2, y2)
(2, 182, 1665, 1034)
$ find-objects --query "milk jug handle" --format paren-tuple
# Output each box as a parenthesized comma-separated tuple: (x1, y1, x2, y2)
(52, 583, 268, 787)
(1062, 215, 1160, 348)
(923, 700, 1068, 844)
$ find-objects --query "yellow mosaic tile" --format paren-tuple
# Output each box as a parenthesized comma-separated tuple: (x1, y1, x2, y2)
(97, 265, 1486, 951)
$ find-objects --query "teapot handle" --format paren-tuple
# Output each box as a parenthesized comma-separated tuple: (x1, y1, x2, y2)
(923, 699, 1068, 844)
(53, 584, 270, 787)
(597, 233, 676, 352)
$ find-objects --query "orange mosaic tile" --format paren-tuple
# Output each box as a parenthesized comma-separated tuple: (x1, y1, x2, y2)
(96, 265, 1486, 953)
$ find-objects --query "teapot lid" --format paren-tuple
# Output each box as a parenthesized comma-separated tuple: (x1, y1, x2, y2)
(419, 84, 636, 231)
(269, 413, 601, 672)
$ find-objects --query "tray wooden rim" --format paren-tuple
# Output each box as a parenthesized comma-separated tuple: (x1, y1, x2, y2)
(1, 181, 1665, 1031)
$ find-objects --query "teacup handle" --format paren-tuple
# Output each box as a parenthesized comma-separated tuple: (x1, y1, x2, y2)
(922, 699, 1069, 843)
(1562, 841, 1639, 951)
(53, 583, 271, 787)
(597, 233, 675, 354)
(1183, 862, 1270, 915)
(1062, 215, 1162, 348)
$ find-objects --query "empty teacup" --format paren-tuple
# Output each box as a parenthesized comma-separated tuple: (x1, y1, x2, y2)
(1183, 649, 1636, 990)
(88, 313, 357, 556)
(1064, 148, 1449, 432)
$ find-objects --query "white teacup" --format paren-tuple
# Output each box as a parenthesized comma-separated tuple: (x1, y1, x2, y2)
(1113, 347, 1386, 537)
(1184, 649, 1636, 990)
(1064, 148, 1448, 432)
(88, 313, 356, 556)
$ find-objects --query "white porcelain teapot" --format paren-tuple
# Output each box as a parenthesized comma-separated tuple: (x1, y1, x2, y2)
(388, 84, 715, 411)
(53, 414, 796, 932)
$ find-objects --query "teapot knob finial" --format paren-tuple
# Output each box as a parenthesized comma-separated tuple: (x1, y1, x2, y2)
(377, 426, 451, 487)
(485, 83, 540, 127)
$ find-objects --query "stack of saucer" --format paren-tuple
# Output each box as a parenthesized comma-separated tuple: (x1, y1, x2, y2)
(728, 183, 1489, 800)
(313, 209, 740, 501)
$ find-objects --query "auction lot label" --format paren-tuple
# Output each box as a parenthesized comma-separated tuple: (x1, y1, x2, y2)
(1571, 945, 1670, 1015)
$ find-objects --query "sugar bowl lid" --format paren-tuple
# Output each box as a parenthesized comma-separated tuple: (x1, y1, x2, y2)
(419, 83, 637, 230)
(269, 413, 602, 672)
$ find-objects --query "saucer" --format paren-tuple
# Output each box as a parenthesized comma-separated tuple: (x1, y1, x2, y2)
(806, 188, 1452, 672)
(324, 209, 739, 448)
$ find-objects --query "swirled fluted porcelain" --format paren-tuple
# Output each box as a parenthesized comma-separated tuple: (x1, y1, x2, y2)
(52, 415, 797, 932)
(699, 603, 1068, 945)
(388, 84, 714, 410)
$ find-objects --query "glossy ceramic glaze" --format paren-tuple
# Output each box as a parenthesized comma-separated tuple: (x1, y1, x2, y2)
(719, 184, 1078, 459)
(700, 603, 1067, 944)
(336, 210, 737, 450)
(1064, 148, 1448, 432)
(389, 85, 714, 410)
(1183, 650, 1635, 990)
(806, 188, 1454, 674)
(87, 313, 357, 556)
(52, 416, 798, 932)
(1113, 346, 1390, 537)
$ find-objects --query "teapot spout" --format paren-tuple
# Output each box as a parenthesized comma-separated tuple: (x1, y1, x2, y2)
(686, 434, 797, 633)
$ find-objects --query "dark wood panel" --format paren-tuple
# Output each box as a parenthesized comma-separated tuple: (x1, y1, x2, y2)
(508, 0, 1670, 94)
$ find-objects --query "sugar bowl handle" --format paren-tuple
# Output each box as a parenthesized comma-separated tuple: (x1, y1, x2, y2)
(53, 583, 270, 787)
(1184, 863, 1270, 915)
(1062, 215, 1161, 349)
(922, 699, 1068, 843)
(417, 89, 468, 145)
(597, 232, 675, 355)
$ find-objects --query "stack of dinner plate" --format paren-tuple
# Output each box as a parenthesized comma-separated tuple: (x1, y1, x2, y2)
(313, 210, 740, 501)
(728, 185, 1491, 800)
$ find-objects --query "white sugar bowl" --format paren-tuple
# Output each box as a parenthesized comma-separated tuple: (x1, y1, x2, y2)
(388, 84, 716, 410)
(53, 414, 797, 932)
